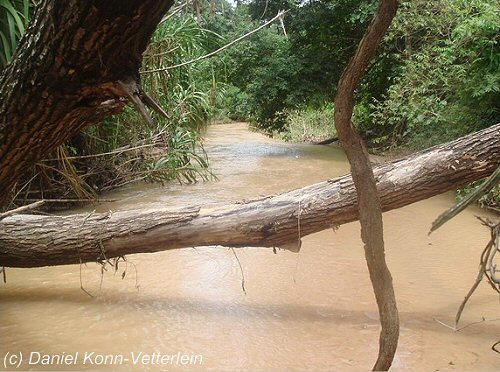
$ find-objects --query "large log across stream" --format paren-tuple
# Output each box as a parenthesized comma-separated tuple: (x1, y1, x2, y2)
(1, 123, 499, 268)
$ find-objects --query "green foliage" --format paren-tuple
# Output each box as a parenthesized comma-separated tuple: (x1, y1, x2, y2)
(229, 26, 302, 131)
(0, 0, 33, 69)
(146, 127, 212, 183)
(213, 0, 498, 149)
(370, 0, 500, 148)
(217, 84, 252, 120)
(208, 0, 379, 132)
(7, 0, 500, 207)
(92, 14, 219, 186)
(207, 8, 302, 131)
(457, 181, 500, 209)
(138, 15, 219, 182)
(143, 15, 221, 126)
(286, 0, 378, 100)
(247, 0, 298, 20)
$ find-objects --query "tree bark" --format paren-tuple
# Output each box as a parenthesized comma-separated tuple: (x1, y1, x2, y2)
(1, 123, 499, 268)
(0, 0, 175, 209)
(333, 1, 399, 370)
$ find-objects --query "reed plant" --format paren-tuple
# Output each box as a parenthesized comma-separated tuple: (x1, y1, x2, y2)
(0, 0, 32, 69)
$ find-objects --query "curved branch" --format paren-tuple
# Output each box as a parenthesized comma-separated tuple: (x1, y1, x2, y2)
(333, 1, 399, 370)
(141, 10, 288, 74)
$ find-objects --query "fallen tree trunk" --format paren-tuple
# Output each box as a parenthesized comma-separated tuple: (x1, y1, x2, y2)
(1, 123, 499, 268)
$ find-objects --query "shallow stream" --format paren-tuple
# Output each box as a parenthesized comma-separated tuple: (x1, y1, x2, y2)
(1, 122, 498, 371)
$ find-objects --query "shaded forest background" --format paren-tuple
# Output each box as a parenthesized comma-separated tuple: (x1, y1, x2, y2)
(1, 0, 499, 208)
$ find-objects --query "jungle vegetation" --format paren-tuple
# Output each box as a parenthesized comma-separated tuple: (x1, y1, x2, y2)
(1, 0, 498, 208)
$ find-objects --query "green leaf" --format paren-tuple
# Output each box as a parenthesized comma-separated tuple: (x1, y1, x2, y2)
(0, 29, 12, 63)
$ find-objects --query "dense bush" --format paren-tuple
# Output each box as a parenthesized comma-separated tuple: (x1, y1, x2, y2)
(206, 8, 303, 131)
(370, 0, 500, 148)
(207, 0, 380, 132)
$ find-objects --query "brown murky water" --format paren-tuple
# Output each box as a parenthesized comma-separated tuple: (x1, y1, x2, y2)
(1, 122, 499, 371)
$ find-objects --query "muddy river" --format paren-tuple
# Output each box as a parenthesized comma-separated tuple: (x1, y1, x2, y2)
(1, 122, 498, 371)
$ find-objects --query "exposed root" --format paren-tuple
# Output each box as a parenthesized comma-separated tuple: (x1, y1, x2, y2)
(77, 210, 140, 297)
(230, 247, 246, 295)
(432, 316, 500, 332)
(453, 218, 499, 328)
(118, 79, 156, 129)
(434, 217, 500, 358)
(79, 259, 94, 298)
(492, 340, 500, 355)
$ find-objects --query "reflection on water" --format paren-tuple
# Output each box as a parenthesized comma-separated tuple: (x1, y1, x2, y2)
(1, 123, 498, 371)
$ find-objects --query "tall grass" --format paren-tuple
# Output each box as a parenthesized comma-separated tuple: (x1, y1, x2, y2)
(276, 103, 337, 143)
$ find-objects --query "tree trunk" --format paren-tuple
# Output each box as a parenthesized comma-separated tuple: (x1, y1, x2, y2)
(0, 0, 175, 209)
(1, 123, 499, 268)
(333, 1, 399, 370)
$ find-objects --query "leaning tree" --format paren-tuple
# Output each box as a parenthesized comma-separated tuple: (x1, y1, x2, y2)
(0, 0, 175, 208)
